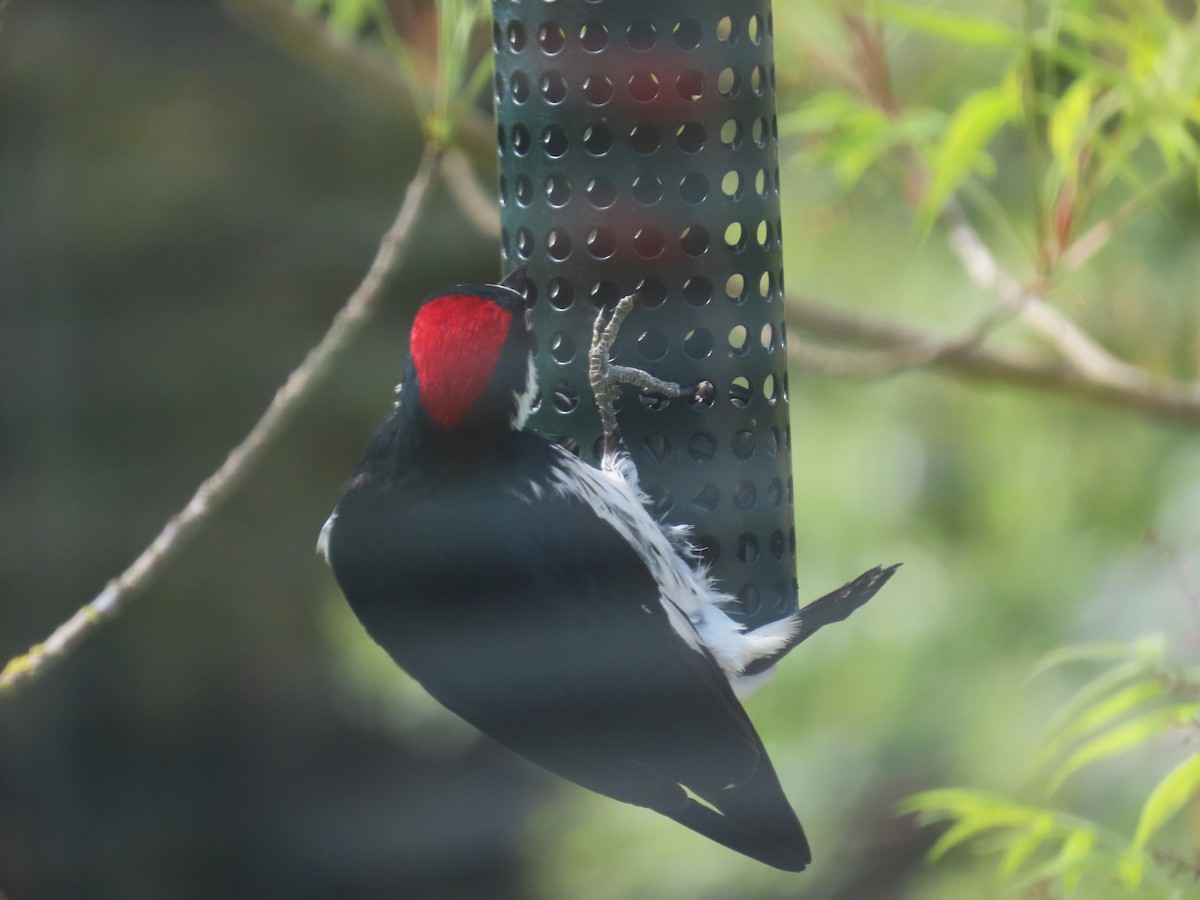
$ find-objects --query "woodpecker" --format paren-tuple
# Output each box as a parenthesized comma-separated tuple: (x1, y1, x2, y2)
(319, 275, 896, 871)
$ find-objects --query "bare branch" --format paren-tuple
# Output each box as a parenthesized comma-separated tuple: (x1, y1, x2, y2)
(443, 147, 501, 238)
(942, 200, 1162, 391)
(0, 150, 443, 700)
(789, 298, 1200, 428)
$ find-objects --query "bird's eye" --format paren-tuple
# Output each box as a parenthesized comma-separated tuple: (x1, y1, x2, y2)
(524, 308, 533, 332)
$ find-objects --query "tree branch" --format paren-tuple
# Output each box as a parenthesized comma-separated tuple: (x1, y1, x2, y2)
(0, 149, 443, 701)
(789, 298, 1200, 428)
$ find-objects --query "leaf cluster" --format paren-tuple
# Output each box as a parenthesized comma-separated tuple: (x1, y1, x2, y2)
(903, 637, 1200, 898)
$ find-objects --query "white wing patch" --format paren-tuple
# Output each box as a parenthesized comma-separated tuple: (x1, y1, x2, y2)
(547, 447, 798, 698)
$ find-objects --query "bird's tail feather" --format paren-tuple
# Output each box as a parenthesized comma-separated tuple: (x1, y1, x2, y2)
(660, 761, 811, 872)
(742, 563, 900, 678)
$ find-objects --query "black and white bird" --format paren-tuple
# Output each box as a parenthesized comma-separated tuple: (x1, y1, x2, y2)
(319, 276, 896, 871)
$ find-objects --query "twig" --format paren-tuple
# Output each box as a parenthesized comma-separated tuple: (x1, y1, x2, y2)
(0, 150, 443, 700)
(942, 200, 1162, 390)
(443, 147, 500, 238)
(789, 297, 1200, 428)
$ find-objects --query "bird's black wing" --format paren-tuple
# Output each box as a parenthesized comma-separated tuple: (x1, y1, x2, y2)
(328, 439, 810, 869)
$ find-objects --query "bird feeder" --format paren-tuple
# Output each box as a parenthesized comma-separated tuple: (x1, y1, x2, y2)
(492, 0, 792, 630)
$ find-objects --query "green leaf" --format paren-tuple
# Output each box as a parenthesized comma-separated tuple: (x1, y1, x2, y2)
(998, 814, 1056, 881)
(900, 790, 1043, 861)
(1046, 703, 1200, 795)
(1027, 641, 1138, 681)
(873, 2, 1018, 49)
(1030, 678, 1167, 776)
(1130, 752, 1200, 852)
(917, 83, 1020, 234)
(1049, 77, 1096, 183)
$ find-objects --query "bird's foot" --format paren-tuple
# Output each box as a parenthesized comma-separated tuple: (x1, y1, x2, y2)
(589, 293, 684, 456)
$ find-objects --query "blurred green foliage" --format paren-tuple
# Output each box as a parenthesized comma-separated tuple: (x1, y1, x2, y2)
(2, 0, 1200, 898)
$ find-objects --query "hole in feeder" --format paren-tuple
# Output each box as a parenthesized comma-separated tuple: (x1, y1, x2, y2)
(492, 20, 502, 52)
(737, 532, 759, 563)
(732, 429, 755, 459)
(630, 123, 661, 154)
(644, 484, 673, 517)
(725, 273, 745, 302)
(737, 584, 760, 616)
(693, 483, 719, 511)
(728, 325, 748, 355)
(585, 176, 615, 208)
(724, 222, 747, 252)
(755, 168, 769, 197)
(673, 18, 701, 49)
(494, 70, 504, 102)
(634, 227, 665, 259)
(515, 175, 533, 206)
(636, 277, 667, 308)
(589, 280, 620, 308)
(632, 174, 663, 204)
(679, 224, 710, 256)
(510, 70, 531, 103)
(690, 380, 716, 409)
(766, 477, 783, 507)
(687, 432, 716, 462)
(497, 175, 508, 207)
(729, 376, 752, 407)
(586, 227, 616, 259)
(716, 15, 737, 44)
(637, 329, 668, 361)
(679, 172, 708, 203)
(762, 373, 777, 404)
(511, 123, 531, 155)
(675, 69, 705, 101)
(538, 21, 566, 54)
(717, 67, 740, 98)
(545, 173, 570, 207)
(550, 332, 575, 364)
(540, 70, 567, 104)
(683, 328, 714, 359)
(552, 382, 579, 413)
(759, 271, 773, 298)
(751, 64, 766, 95)
(675, 122, 705, 153)
(546, 228, 572, 260)
(769, 530, 785, 560)
(752, 116, 767, 148)
(583, 74, 613, 105)
(506, 21, 527, 52)
(748, 14, 762, 45)
(628, 71, 660, 102)
(756, 219, 771, 248)
(733, 482, 757, 512)
(548, 277, 574, 310)
(515, 227, 534, 259)
(643, 434, 671, 464)
(639, 393, 671, 412)
(580, 22, 609, 52)
(768, 427, 787, 458)
(720, 118, 742, 149)
(542, 125, 568, 158)
(722, 170, 743, 199)
(682, 276, 712, 307)
(582, 122, 613, 155)
(626, 19, 656, 50)
(759, 322, 774, 351)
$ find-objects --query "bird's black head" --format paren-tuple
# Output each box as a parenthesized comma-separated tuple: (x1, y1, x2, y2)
(404, 276, 536, 440)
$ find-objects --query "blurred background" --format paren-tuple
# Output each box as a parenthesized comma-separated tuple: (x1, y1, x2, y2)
(2, 0, 1199, 897)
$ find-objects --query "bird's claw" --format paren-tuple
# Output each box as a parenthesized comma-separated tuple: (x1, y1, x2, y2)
(589, 293, 683, 455)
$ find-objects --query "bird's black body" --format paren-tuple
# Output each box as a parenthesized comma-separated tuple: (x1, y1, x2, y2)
(322, 280, 894, 871)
